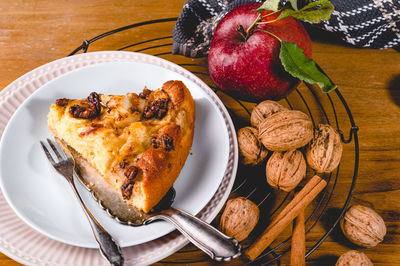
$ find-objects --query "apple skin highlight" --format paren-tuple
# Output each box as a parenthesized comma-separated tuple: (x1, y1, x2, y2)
(208, 2, 312, 102)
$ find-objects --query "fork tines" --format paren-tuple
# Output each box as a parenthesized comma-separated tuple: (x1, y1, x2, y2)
(40, 138, 66, 163)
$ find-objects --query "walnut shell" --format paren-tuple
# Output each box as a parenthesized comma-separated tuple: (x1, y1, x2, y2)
(340, 205, 386, 248)
(220, 197, 259, 241)
(335, 250, 373, 266)
(258, 110, 313, 151)
(306, 124, 343, 173)
(250, 100, 287, 127)
(238, 127, 268, 166)
(266, 150, 306, 192)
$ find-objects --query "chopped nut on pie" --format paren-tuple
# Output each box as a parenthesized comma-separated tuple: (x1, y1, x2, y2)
(48, 80, 195, 213)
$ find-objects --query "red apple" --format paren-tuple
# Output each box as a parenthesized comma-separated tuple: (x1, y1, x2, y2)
(208, 2, 312, 102)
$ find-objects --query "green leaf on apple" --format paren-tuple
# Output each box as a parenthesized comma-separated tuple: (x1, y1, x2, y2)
(287, 0, 299, 11)
(256, 0, 281, 12)
(279, 41, 336, 93)
(278, 0, 334, 23)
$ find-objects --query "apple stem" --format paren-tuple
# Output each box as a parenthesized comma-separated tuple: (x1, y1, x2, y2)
(257, 19, 280, 25)
(259, 29, 282, 42)
(245, 13, 261, 36)
(261, 8, 282, 18)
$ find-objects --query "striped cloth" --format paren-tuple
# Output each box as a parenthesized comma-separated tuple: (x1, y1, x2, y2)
(172, 0, 400, 57)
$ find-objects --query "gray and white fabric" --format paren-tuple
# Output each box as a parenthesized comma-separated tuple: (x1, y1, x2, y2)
(172, 0, 400, 58)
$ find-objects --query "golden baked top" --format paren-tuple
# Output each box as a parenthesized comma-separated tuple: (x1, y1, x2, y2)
(48, 80, 195, 212)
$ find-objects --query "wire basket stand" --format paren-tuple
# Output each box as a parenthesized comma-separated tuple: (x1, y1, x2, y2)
(68, 18, 359, 265)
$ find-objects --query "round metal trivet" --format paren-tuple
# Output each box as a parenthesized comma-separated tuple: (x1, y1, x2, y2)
(68, 18, 359, 265)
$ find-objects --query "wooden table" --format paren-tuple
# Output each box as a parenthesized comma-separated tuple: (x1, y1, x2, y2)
(0, 0, 399, 265)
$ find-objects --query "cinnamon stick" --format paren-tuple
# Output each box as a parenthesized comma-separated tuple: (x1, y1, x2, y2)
(270, 176, 321, 227)
(245, 175, 326, 261)
(290, 209, 305, 266)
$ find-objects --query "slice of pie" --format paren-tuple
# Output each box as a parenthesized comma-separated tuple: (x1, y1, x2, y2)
(48, 80, 195, 213)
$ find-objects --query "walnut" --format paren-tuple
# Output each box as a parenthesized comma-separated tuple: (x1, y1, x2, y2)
(250, 100, 287, 127)
(124, 166, 138, 180)
(306, 124, 343, 173)
(55, 98, 70, 106)
(237, 127, 268, 166)
(152, 134, 174, 151)
(121, 166, 138, 200)
(340, 205, 386, 248)
(335, 250, 373, 266)
(139, 87, 151, 99)
(220, 197, 259, 241)
(258, 110, 313, 151)
(69, 92, 101, 119)
(266, 150, 306, 192)
(143, 98, 169, 119)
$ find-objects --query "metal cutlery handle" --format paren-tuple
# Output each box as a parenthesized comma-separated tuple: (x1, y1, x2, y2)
(69, 179, 124, 266)
(41, 138, 124, 265)
(145, 207, 241, 261)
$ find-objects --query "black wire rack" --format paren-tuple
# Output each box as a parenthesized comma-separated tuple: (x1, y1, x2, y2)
(68, 18, 359, 265)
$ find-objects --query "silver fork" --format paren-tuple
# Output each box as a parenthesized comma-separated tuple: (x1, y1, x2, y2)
(40, 138, 124, 266)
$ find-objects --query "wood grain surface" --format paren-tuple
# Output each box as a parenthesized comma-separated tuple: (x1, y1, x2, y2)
(0, 0, 399, 265)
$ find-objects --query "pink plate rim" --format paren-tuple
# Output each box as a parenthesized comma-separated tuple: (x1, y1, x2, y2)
(0, 51, 238, 265)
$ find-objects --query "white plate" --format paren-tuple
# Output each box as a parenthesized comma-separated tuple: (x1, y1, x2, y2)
(0, 51, 237, 265)
(0, 55, 230, 247)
